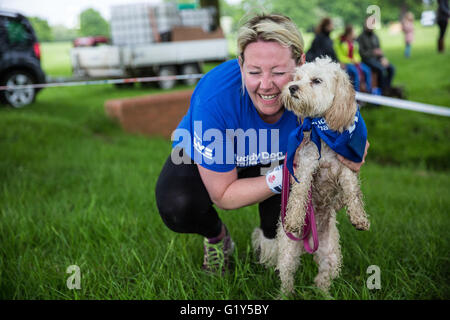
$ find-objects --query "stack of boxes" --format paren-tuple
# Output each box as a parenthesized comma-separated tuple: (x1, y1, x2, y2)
(179, 8, 216, 32)
(110, 3, 215, 46)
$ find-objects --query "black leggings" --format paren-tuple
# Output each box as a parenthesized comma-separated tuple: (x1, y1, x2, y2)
(438, 19, 448, 41)
(155, 149, 281, 239)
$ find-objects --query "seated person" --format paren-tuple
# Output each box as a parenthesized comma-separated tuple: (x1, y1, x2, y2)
(335, 24, 372, 93)
(357, 17, 395, 95)
(306, 17, 338, 62)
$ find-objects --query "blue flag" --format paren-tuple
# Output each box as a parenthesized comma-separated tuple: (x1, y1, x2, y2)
(286, 109, 367, 183)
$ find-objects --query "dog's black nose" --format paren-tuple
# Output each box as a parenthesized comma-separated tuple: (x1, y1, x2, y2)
(289, 85, 299, 95)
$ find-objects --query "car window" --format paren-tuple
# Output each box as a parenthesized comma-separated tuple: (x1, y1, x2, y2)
(0, 16, 33, 49)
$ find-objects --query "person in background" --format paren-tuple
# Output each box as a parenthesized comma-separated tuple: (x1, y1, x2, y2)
(306, 17, 338, 62)
(335, 24, 372, 93)
(401, 11, 415, 58)
(437, 0, 449, 52)
(357, 18, 395, 96)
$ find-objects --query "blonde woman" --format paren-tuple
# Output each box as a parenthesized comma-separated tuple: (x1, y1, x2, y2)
(155, 14, 368, 273)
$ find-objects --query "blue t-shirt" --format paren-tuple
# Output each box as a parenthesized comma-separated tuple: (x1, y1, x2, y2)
(172, 59, 299, 172)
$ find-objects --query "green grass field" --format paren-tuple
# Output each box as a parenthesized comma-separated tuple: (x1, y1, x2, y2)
(0, 23, 449, 300)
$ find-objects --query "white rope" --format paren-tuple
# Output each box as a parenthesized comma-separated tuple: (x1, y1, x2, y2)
(1, 74, 449, 117)
(356, 92, 450, 117)
(0, 74, 204, 90)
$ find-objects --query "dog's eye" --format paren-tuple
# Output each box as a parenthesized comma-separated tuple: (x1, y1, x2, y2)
(311, 78, 322, 85)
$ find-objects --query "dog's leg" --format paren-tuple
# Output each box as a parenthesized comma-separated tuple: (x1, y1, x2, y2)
(251, 227, 278, 267)
(284, 145, 320, 234)
(275, 223, 304, 296)
(339, 167, 370, 231)
(313, 209, 342, 293)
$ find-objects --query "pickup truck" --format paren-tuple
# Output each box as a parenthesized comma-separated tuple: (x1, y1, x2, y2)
(70, 27, 229, 89)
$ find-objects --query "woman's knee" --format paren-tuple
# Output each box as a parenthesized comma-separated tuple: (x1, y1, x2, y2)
(156, 191, 196, 233)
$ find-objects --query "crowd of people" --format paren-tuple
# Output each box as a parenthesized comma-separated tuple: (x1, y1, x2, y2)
(307, 3, 449, 97)
(306, 16, 397, 96)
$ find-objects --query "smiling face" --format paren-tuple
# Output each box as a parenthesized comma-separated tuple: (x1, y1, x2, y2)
(240, 41, 302, 124)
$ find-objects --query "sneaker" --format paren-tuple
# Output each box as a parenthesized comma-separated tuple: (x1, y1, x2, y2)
(202, 227, 235, 274)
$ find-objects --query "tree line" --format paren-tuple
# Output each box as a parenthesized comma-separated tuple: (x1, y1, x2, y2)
(221, 0, 431, 32)
(29, 8, 109, 42)
(29, 0, 431, 42)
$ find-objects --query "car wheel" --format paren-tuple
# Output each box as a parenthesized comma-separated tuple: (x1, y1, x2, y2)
(1, 70, 36, 108)
(181, 63, 202, 86)
(158, 66, 177, 90)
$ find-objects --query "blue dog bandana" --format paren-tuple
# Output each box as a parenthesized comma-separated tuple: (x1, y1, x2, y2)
(286, 109, 367, 183)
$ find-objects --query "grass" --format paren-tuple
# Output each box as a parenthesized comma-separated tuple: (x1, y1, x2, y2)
(0, 23, 449, 300)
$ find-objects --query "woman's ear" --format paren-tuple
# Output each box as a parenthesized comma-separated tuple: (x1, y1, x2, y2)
(324, 68, 357, 132)
(300, 53, 306, 65)
(298, 53, 306, 66)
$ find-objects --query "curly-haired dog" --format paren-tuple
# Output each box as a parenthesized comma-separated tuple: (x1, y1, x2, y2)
(252, 57, 370, 295)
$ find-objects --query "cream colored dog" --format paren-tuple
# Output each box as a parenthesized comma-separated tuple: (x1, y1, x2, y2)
(252, 57, 370, 296)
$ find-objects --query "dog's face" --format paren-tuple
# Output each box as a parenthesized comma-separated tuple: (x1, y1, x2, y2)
(281, 57, 357, 132)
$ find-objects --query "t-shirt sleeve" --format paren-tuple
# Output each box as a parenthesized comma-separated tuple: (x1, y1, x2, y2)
(190, 97, 236, 173)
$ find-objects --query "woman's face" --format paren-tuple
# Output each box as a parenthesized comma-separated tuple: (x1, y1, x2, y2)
(240, 40, 303, 124)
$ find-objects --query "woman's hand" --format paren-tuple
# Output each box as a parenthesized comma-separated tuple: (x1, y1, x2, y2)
(337, 140, 370, 173)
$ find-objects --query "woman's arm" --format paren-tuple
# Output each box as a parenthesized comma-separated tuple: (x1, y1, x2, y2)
(197, 141, 370, 210)
(197, 165, 273, 210)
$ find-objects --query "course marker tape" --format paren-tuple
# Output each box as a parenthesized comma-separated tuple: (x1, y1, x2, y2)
(356, 92, 450, 117)
(0, 73, 204, 90)
(1, 74, 449, 117)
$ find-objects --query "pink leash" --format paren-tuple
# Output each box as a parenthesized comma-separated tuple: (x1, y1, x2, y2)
(280, 157, 319, 253)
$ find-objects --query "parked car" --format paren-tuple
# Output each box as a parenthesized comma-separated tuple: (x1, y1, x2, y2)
(0, 10, 46, 107)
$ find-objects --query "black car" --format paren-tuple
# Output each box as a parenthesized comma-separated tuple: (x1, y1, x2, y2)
(0, 10, 46, 107)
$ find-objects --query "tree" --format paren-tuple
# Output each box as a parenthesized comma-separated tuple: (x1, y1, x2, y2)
(52, 25, 78, 42)
(29, 17, 53, 42)
(78, 8, 110, 37)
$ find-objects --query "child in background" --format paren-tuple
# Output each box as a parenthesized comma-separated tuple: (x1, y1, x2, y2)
(335, 25, 372, 93)
(401, 12, 415, 58)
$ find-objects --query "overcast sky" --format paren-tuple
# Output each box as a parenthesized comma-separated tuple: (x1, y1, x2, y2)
(0, 0, 241, 28)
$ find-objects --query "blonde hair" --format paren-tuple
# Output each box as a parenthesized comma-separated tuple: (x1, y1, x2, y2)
(237, 14, 305, 65)
(404, 11, 414, 21)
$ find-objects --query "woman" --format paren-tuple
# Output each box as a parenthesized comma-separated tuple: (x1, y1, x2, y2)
(437, 0, 449, 52)
(335, 25, 372, 93)
(155, 14, 368, 273)
(306, 17, 338, 62)
(401, 12, 414, 58)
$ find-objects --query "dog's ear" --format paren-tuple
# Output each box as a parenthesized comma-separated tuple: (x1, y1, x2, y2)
(324, 68, 357, 132)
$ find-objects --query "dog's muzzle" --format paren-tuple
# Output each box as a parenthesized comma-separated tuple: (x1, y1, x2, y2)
(289, 85, 299, 96)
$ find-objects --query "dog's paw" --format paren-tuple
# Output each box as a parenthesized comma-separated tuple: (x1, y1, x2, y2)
(352, 219, 370, 231)
(314, 274, 331, 293)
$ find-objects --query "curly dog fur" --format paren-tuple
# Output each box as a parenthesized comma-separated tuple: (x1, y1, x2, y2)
(252, 57, 370, 296)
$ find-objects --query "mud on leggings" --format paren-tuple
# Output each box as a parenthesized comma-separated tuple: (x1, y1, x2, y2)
(155, 149, 282, 239)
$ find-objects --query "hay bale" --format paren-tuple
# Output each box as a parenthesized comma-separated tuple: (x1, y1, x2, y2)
(105, 89, 193, 138)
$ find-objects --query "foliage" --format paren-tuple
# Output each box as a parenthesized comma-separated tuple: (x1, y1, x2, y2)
(220, 0, 427, 33)
(52, 24, 78, 42)
(78, 8, 110, 38)
(28, 16, 53, 42)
